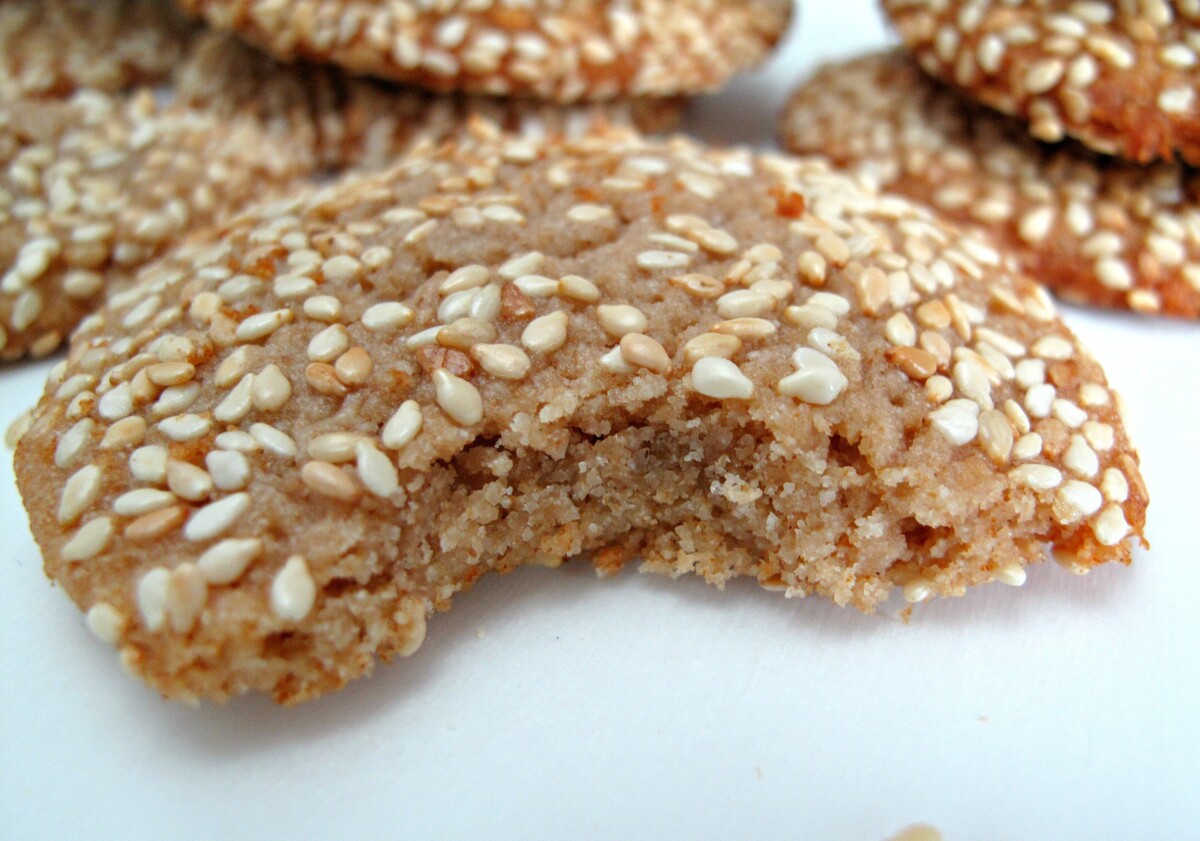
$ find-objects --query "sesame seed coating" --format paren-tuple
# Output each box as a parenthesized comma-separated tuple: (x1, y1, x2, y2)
(0, 0, 198, 99)
(782, 51, 1200, 317)
(174, 0, 793, 103)
(16, 129, 1145, 703)
(882, 0, 1200, 165)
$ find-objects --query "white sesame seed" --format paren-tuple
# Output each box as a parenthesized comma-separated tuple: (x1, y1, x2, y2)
(779, 348, 848, 405)
(137, 567, 170, 632)
(1056, 480, 1103, 523)
(1063, 434, 1100, 477)
(472, 343, 533, 380)
(691, 357, 754, 400)
(1024, 383, 1056, 418)
(362, 302, 414, 332)
(215, 431, 259, 453)
(433, 369, 483, 426)
(600, 346, 636, 374)
(1092, 504, 1131, 546)
(513, 275, 560, 297)
(97, 381, 133, 421)
(356, 441, 399, 499)
(197, 538, 263, 585)
(928, 399, 980, 445)
(113, 488, 176, 517)
(205, 450, 251, 491)
(322, 255, 361, 284)
(498, 252, 544, 280)
(158, 414, 212, 443)
(54, 419, 96, 468)
(271, 556, 316, 622)
(619, 334, 673, 374)
(251, 364, 292, 411)
(303, 295, 343, 322)
(236, 309, 293, 342)
(165, 564, 208, 633)
(301, 461, 360, 501)
(57, 465, 103, 525)
(85, 602, 126, 645)
(184, 493, 251, 542)
(382, 400, 423, 450)
(307, 324, 350, 362)
(130, 445, 168, 484)
(250, 424, 297, 458)
(1031, 336, 1074, 360)
(1009, 463, 1063, 491)
(167, 460, 214, 502)
(522, 311, 569, 353)
(903, 578, 934, 603)
(1052, 398, 1088, 428)
(214, 374, 255, 423)
(993, 562, 1026, 587)
(440, 265, 490, 295)
(62, 516, 114, 561)
(637, 250, 691, 270)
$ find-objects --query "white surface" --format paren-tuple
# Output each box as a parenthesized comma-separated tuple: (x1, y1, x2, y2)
(1, 5, 1197, 839)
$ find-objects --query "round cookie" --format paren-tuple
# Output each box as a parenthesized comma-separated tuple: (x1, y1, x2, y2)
(15, 129, 1146, 703)
(882, 0, 1200, 165)
(0, 0, 198, 98)
(174, 0, 793, 102)
(781, 50, 1200, 318)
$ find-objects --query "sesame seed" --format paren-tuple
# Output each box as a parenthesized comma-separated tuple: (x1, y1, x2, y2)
(113, 488, 177, 517)
(158, 414, 212, 443)
(136, 568, 170, 632)
(307, 324, 350, 362)
(197, 538, 263, 585)
(86, 603, 126, 645)
(166, 564, 207, 633)
(512, 274, 560, 297)
(637, 250, 691, 270)
(928, 399, 980, 445)
(433, 369, 483, 426)
(779, 348, 848, 405)
(619, 334, 673, 374)
(382, 401, 423, 450)
(97, 382, 134, 421)
(184, 493, 251, 542)
(440, 264, 490, 295)
(235, 308, 293, 342)
(1092, 504, 1130, 546)
(167, 460, 214, 502)
(355, 441, 399, 499)
(1056, 480, 1103, 523)
(1009, 463, 1063, 491)
(711, 318, 777, 339)
(214, 374, 255, 423)
(1063, 434, 1100, 477)
(303, 295, 343, 322)
(62, 516, 114, 561)
(472, 343, 532, 380)
(271, 556, 316, 622)
(597, 304, 648, 338)
(55, 419, 96, 468)
(362, 302, 415, 332)
(559, 275, 601, 303)
(301, 461, 360, 501)
(57, 465, 103, 525)
(690, 357, 754, 400)
(498, 252, 544, 280)
(251, 364, 292, 411)
(903, 578, 934, 603)
(522, 310, 569, 353)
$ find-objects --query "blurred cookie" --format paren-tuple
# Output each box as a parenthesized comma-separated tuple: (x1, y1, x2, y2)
(173, 31, 684, 170)
(882, 0, 1200, 164)
(782, 51, 1200, 317)
(174, 0, 792, 102)
(16, 129, 1145, 703)
(0, 92, 318, 361)
(0, 0, 198, 98)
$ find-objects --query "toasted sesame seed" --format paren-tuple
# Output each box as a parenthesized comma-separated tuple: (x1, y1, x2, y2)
(711, 318, 777, 339)
(301, 460, 360, 501)
(691, 357, 754, 400)
(618, 334, 673, 374)
(146, 361, 195, 387)
(166, 563, 207, 633)
(471, 343, 533, 380)
(271, 556, 316, 622)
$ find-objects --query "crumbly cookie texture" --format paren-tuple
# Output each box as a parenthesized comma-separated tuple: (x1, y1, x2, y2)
(15, 129, 1146, 704)
(882, 0, 1200, 165)
(0, 0, 198, 98)
(174, 0, 793, 102)
(781, 50, 1200, 318)
(174, 31, 683, 171)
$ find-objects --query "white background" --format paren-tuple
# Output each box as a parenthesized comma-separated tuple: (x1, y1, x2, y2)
(2, 4, 1198, 839)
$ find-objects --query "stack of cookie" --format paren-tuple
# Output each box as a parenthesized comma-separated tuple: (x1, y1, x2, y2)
(3, 2, 1151, 704)
(0, 0, 792, 361)
(783, 1, 1200, 319)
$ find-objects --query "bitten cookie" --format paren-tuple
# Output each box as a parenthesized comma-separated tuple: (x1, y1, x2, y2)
(882, 0, 1200, 164)
(15, 129, 1146, 703)
(174, 0, 793, 102)
(782, 51, 1200, 318)
(0, 0, 198, 98)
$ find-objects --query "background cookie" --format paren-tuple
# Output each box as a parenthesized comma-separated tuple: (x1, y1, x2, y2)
(882, 0, 1200, 165)
(15, 130, 1145, 703)
(0, 0, 198, 98)
(782, 51, 1200, 318)
(174, 0, 793, 102)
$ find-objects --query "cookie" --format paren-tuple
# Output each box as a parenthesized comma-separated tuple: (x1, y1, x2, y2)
(14, 128, 1146, 703)
(0, 92, 321, 361)
(174, 0, 793, 102)
(781, 51, 1200, 318)
(0, 31, 682, 362)
(173, 31, 684, 171)
(0, 0, 198, 98)
(882, 0, 1200, 165)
